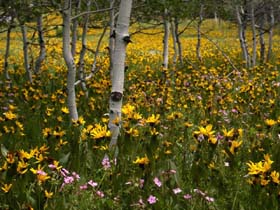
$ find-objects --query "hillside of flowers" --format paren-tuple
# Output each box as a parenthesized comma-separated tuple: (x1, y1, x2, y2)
(0, 17, 280, 209)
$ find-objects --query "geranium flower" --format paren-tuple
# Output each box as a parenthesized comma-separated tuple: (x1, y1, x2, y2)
(147, 195, 157, 204)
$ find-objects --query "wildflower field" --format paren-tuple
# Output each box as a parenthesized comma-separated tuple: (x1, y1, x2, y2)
(0, 18, 280, 210)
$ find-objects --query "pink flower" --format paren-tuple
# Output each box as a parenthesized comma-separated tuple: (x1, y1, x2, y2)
(205, 196, 215, 202)
(64, 176, 74, 184)
(80, 184, 88, 190)
(194, 188, 206, 196)
(173, 188, 182, 194)
(139, 179, 144, 188)
(88, 180, 98, 187)
(96, 190, 104, 198)
(183, 194, 192, 200)
(147, 195, 157, 204)
(153, 177, 162, 187)
(72, 172, 80, 180)
(102, 156, 111, 170)
(60, 168, 70, 177)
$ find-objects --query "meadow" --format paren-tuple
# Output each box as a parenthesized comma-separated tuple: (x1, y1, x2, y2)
(0, 17, 280, 210)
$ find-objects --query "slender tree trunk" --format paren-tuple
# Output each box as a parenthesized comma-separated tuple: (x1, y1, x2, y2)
(236, 6, 250, 68)
(251, 3, 256, 67)
(35, 15, 46, 74)
(196, 4, 203, 62)
(266, 6, 274, 63)
(63, 0, 79, 121)
(162, 8, 169, 69)
(109, 0, 116, 78)
(71, 0, 81, 57)
(174, 17, 183, 64)
(4, 21, 13, 81)
(20, 24, 33, 83)
(171, 18, 178, 65)
(108, 0, 132, 153)
(258, 15, 265, 64)
(77, 0, 91, 97)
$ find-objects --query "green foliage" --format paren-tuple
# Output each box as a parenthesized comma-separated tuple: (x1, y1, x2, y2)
(0, 17, 280, 209)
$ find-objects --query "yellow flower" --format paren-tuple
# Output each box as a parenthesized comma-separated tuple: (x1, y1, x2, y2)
(122, 103, 135, 119)
(229, 140, 243, 154)
(90, 124, 111, 139)
(15, 121, 24, 131)
(1, 183, 12, 193)
(146, 114, 160, 125)
(18, 149, 33, 160)
(246, 161, 264, 175)
(3, 110, 17, 120)
(184, 122, 193, 128)
(125, 128, 139, 137)
(150, 127, 159, 136)
(164, 150, 172, 155)
(45, 107, 54, 117)
(265, 119, 277, 127)
(260, 177, 270, 186)
(42, 127, 52, 138)
(17, 161, 29, 174)
(270, 171, 280, 184)
(72, 116, 86, 126)
(222, 128, 235, 138)
(61, 106, 69, 114)
(133, 112, 142, 120)
(208, 136, 218, 144)
(194, 124, 215, 137)
(0, 161, 8, 171)
(44, 190, 54, 199)
(30, 165, 50, 183)
(133, 155, 150, 165)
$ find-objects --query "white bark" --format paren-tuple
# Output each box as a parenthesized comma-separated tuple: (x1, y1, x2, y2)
(251, 3, 256, 67)
(4, 22, 12, 81)
(266, 6, 274, 63)
(196, 5, 203, 63)
(162, 8, 169, 69)
(109, 0, 116, 78)
(71, 0, 81, 57)
(63, 0, 79, 121)
(174, 17, 183, 64)
(236, 6, 250, 68)
(258, 16, 265, 64)
(35, 15, 46, 73)
(77, 0, 91, 97)
(20, 24, 33, 83)
(109, 0, 132, 152)
(171, 18, 178, 65)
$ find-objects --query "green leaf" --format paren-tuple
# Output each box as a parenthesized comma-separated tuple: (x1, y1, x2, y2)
(1, 144, 8, 157)
(59, 152, 71, 165)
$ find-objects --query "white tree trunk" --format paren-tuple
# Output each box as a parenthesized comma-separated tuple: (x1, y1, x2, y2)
(171, 18, 178, 65)
(71, 0, 81, 57)
(174, 17, 183, 64)
(63, 0, 79, 121)
(196, 4, 203, 62)
(236, 6, 250, 68)
(4, 22, 12, 81)
(266, 6, 274, 63)
(108, 0, 132, 152)
(258, 16, 265, 64)
(77, 0, 91, 97)
(162, 8, 169, 69)
(251, 3, 256, 67)
(109, 0, 116, 78)
(20, 24, 33, 83)
(35, 15, 46, 73)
